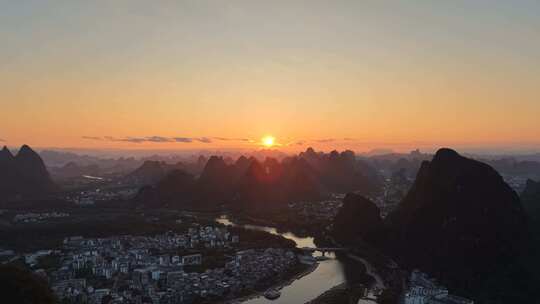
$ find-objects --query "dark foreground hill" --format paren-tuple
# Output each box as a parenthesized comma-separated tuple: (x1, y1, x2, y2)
(0, 145, 57, 201)
(0, 265, 56, 304)
(332, 193, 385, 246)
(388, 148, 531, 301)
(521, 179, 540, 220)
(333, 148, 535, 303)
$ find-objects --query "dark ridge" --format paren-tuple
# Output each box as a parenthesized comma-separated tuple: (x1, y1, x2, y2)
(0, 146, 13, 157)
(0, 145, 57, 200)
(385, 148, 530, 303)
(432, 147, 460, 162)
(0, 265, 56, 304)
(522, 179, 540, 220)
(332, 193, 384, 246)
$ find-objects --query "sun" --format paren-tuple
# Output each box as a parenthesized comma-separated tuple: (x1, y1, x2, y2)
(261, 136, 275, 148)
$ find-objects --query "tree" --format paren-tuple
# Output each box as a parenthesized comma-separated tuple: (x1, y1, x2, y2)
(0, 265, 56, 304)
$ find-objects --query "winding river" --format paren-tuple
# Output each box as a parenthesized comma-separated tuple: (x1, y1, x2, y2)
(215, 215, 378, 304)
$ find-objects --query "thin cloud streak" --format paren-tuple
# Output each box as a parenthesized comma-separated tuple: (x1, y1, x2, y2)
(82, 136, 254, 144)
(213, 137, 251, 142)
(197, 137, 212, 143)
(81, 136, 435, 148)
(173, 137, 193, 143)
(314, 139, 335, 143)
(82, 136, 103, 141)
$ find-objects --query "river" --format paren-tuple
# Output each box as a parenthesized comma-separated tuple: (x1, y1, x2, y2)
(215, 215, 379, 304)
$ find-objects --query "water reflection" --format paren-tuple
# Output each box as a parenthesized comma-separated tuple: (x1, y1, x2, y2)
(215, 215, 371, 304)
(216, 216, 315, 248)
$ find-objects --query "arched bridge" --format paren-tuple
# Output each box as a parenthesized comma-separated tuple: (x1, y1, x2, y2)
(300, 247, 348, 255)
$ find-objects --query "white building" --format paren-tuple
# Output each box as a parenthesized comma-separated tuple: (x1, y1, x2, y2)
(403, 270, 473, 304)
(181, 254, 202, 265)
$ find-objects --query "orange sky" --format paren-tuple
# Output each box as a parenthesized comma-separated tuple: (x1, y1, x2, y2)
(1, 1, 539, 153)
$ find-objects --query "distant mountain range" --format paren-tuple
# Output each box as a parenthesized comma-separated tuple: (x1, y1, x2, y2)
(0, 145, 57, 201)
(484, 158, 540, 180)
(37, 147, 540, 190)
(123, 161, 186, 186)
(135, 148, 382, 213)
(43, 151, 209, 183)
(48, 162, 102, 181)
(42, 151, 147, 180)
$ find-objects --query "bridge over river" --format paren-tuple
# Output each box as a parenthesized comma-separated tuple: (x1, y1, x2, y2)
(300, 247, 349, 255)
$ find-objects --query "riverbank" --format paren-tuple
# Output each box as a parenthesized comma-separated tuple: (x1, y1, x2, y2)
(305, 282, 367, 304)
(226, 211, 327, 240)
(215, 214, 386, 304)
(221, 261, 319, 304)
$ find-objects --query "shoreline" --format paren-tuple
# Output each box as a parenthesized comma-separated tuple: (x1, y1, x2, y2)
(215, 213, 383, 304)
(346, 254, 386, 290)
(304, 283, 347, 304)
(221, 261, 319, 304)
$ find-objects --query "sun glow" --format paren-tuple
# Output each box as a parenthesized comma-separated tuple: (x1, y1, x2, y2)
(261, 136, 275, 147)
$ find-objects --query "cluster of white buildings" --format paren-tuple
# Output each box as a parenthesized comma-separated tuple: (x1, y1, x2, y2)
(24, 249, 60, 266)
(46, 244, 297, 304)
(65, 188, 138, 206)
(290, 199, 343, 222)
(13, 224, 301, 304)
(47, 228, 239, 303)
(403, 270, 474, 304)
(13, 212, 70, 223)
(47, 247, 298, 304)
(368, 176, 413, 218)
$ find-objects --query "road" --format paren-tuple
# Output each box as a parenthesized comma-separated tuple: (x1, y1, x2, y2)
(347, 253, 386, 289)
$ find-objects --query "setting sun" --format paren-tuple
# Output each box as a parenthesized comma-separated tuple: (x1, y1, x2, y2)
(261, 136, 275, 148)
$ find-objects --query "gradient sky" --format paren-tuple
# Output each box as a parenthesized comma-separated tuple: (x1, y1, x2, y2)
(1, 1, 539, 153)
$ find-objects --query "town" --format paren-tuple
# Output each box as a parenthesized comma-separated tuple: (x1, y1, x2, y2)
(2, 223, 307, 304)
(13, 211, 70, 223)
(403, 270, 474, 304)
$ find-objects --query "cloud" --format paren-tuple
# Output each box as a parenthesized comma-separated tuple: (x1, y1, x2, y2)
(213, 137, 231, 141)
(173, 137, 213, 143)
(174, 137, 193, 143)
(284, 138, 358, 146)
(84, 135, 364, 146)
(144, 136, 174, 143)
(315, 138, 336, 143)
(82, 136, 102, 141)
(283, 140, 306, 146)
(213, 137, 251, 142)
(197, 137, 212, 143)
(122, 138, 146, 143)
(83, 136, 213, 144)
(0, 138, 5, 142)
